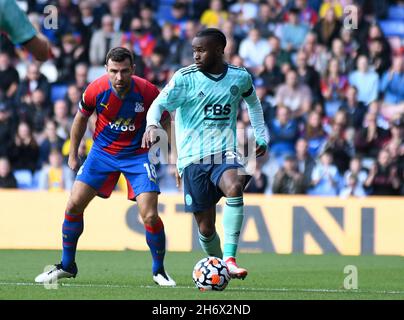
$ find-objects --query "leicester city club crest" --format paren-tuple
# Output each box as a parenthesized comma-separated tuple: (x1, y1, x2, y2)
(230, 85, 239, 96)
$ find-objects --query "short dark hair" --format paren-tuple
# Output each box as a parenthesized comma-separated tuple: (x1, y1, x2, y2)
(196, 28, 227, 49)
(105, 47, 134, 66)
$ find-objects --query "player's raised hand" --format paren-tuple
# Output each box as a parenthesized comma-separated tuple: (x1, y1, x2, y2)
(142, 125, 160, 148)
(68, 154, 81, 172)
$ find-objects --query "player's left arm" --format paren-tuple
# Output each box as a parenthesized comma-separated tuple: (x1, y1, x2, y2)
(3, 0, 50, 61)
(242, 75, 269, 157)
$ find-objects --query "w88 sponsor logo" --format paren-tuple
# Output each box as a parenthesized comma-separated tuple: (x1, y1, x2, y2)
(109, 118, 136, 131)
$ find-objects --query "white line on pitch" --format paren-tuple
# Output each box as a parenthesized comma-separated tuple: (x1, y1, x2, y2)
(1, 282, 404, 295)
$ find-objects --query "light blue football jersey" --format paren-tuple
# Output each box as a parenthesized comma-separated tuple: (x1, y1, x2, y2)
(151, 63, 257, 176)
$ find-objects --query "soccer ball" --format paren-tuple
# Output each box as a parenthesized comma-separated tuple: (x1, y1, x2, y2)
(192, 257, 230, 291)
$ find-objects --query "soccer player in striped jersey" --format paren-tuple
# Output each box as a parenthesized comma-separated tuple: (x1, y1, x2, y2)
(35, 47, 176, 286)
(143, 28, 269, 279)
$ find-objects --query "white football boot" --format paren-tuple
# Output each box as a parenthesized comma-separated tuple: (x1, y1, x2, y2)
(153, 270, 176, 286)
(35, 263, 78, 283)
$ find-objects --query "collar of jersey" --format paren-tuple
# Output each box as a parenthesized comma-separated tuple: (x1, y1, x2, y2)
(201, 63, 228, 82)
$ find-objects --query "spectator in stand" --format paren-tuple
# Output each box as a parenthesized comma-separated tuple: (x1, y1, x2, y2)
(350, 4, 371, 48)
(108, 0, 132, 32)
(301, 110, 328, 158)
(339, 173, 366, 198)
(272, 155, 306, 194)
(348, 55, 379, 106)
(364, 148, 400, 195)
(0, 51, 19, 102)
(245, 165, 269, 194)
(73, 63, 89, 93)
(164, 1, 190, 39)
(313, 7, 342, 48)
(329, 37, 354, 76)
(0, 101, 15, 158)
(275, 69, 312, 118)
(309, 150, 339, 196)
(38, 119, 66, 168)
(15, 62, 50, 107)
(254, 2, 279, 39)
(38, 148, 74, 191)
(367, 37, 391, 77)
(321, 57, 349, 119)
(319, 0, 343, 19)
(144, 47, 171, 88)
(279, 7, 309, 54)
(339, 86, 367, 130)
(55, 34, 87, 84)
(295, 137, 316, 190)
(17, 89, 51, 139)
(294, 0, 319, 27)
(77, 0, 100, 61)
(259, 53, 284, 97)
(122, 17, 156, 59)
(200, 0, 228, 29)
(0, 157, 17, 189)
(268, 35, 292, 70)
(301, 32, 329, 75)
(340, 29, 359, 64)
(139, 4, 161, 38)
(388, 118, 404, 149)
(253, 77, 275, 125)
(321, 110, 353, 175)
(155, 23, 182, 68)
(65, 84, 82, 116)
(360, 23, 392, 64)
(269, 105, 300, 160)
(8, 121, 39, 173)
(89, 14, 122, 66)
(238, 27, 271, 74)
(53, 100, 73, 141)
(295, 49, 322, 104)
(178, 20, 200, 67)
(229, 0, 259, 29)
(380, 55, 404, 121)
(354, 111, 391, 159)
(224, 37, 238, 64)
(343, 156, 368, 189)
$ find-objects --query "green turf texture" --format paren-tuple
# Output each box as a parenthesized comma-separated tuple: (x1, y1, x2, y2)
(1, 250, 404, 300)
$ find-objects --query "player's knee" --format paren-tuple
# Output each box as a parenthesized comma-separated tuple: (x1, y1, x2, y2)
(198, 224, 216, 238)
(66, 197, 86, 214)
(224, 182, 244, 197)
(140, 210, 158, 226)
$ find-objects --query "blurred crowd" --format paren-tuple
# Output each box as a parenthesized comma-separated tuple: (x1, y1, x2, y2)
(0, 0, 404, 197)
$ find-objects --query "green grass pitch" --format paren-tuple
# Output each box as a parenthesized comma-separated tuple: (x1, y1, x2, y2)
(1, 250, 404, 300)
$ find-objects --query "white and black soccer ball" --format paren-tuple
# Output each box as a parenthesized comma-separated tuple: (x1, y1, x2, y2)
(192, 257, 231, 291)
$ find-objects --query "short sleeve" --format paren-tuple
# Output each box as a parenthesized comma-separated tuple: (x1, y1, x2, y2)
(79, 84, 97, 117)
(152, 71, 188, 112)
(1, 0, 37, 45)
(241, 72, 254, 98)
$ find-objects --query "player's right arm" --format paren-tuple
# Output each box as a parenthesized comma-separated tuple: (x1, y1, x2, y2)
(142, 71, 187, 148)
(68, 112, 89, 171)
(68, 85, 97, 171)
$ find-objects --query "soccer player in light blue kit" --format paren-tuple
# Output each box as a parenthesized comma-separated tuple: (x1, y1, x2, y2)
(143, 28, 269, 279)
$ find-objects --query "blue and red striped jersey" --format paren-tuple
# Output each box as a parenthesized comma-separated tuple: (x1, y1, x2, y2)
(79, 74, 168, 156)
